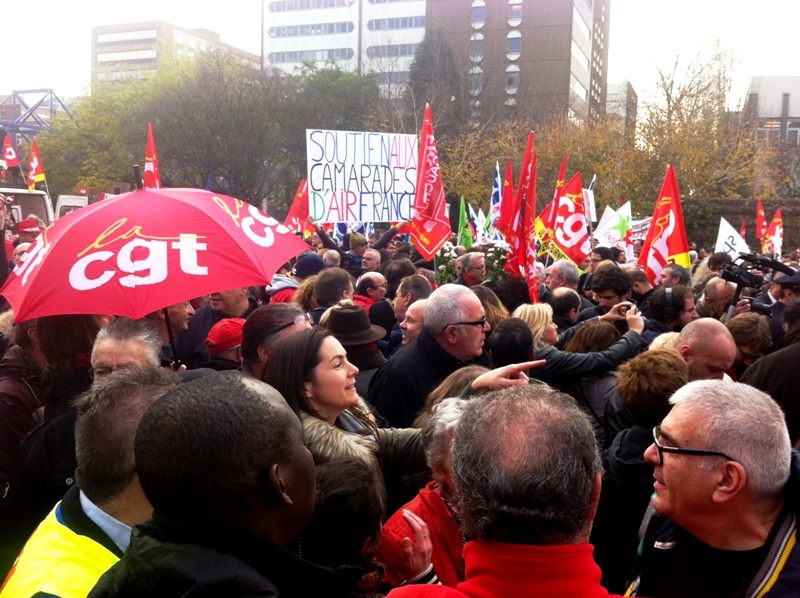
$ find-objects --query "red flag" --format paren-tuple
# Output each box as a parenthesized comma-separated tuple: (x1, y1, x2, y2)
(410, 105, 451, 261)
(27, 140, 46, 192)
(553, 156, 567, 200)
(638, 164, 691, 285)
(519, 135, 540, 302)
(763, 209, 783, 257)
(284, 179, 314, 235)
(756, 198, 767, 240)
(740, 218, 747, 240)
(143, 122, 161, 190)
(2, 134, 20, 177)
(504, 133, 534, 279)
(547, 172, 591, 266)
(496, 160, 516, 235)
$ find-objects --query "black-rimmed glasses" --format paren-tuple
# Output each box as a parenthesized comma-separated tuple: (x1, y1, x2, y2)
(444, 316, 487, 331)
(273, 312, 313, 334)
(652, 426, 736, 465)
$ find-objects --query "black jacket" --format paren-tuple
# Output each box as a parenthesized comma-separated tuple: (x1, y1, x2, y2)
(741, 327, 800, 444)
(530, 331, 647, 393)
(368, 330, 491, 428)
(89, 515, 363, 598)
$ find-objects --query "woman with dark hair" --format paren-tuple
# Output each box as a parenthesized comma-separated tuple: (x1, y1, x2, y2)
(564, 321, 621, 447)
(262, 328, 426, 511)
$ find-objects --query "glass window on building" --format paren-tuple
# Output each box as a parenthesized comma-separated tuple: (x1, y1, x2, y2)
(368, 16, 425, 30)
(366, 43, 419, 58)
(469, 33, 484, 62)
(507, 31, 521, 60)
(96, 29, 157, 44)
(506, 65, 520, 94)
(508, 0, 522, 26)
(96, 50, 157, 63)
(471, 0, 486, 29)
(570, 74, 588, 101)
(270, 0, 351, 12)
(469, 67, 483, 97)
(571, 40, 589, 72)
(572, 6, 591, 41)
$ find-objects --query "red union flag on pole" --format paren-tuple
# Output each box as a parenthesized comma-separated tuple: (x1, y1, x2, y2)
(284, 179, 314, 235)
(756, 198, 768, 240)
(638, 164, 691, 285)
(2, 134, 20, 178)
(740, 218, 747, 240)
(143, 122, 161, 190)
(519, 134, 540, 302)
(534, 156, 567, 257)
(496, 159, 516, 235)
(547, 172, 591, 266)
(410, 105, 451, 261)
(27, 140, 46, 192)
(504, 132, 534, 279)
(762, 208, 783, 258)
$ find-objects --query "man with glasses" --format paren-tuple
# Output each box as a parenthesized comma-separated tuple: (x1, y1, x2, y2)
(369, 284, 491, 428)
(627, 380, 799, 597)
(456, 252, 486, 287)
(361, 248, 381, 273)
(240, 303, 312, 379)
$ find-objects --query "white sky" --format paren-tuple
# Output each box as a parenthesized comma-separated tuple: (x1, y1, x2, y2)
(3, 0, 799, 106)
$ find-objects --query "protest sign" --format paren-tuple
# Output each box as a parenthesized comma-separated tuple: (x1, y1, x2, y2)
(306, 129, 417, 223)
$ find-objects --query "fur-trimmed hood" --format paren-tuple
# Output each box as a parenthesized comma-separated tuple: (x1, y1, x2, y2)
(301, 401, 378, 466)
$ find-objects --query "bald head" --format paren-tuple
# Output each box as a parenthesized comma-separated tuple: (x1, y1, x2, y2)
(676, 319, 737, 380)
(701, 277, 736, 319)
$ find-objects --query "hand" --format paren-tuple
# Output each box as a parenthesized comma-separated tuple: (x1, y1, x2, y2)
(625, 305, 645, 334)
(733, 299, 751, 316)
(170, 363, 187, 373)
(401, 510, 433, 579)
(600, 301, 635, 322)
(470, 361, 545, 394)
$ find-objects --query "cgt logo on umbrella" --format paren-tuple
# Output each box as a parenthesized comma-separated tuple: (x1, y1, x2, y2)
(13, 199, 291, 291)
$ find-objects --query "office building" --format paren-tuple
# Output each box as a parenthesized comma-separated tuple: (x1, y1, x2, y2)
(262, 0, 426, 89)
(747, 76, 800, 145)
(91, 21, 260, 86)
(426, 0, 610, 123)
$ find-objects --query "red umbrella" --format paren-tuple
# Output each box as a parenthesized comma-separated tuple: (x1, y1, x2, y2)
(1, 188, 309, 321)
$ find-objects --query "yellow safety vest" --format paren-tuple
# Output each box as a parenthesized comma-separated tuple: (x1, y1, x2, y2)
(0, 502, 119, 598)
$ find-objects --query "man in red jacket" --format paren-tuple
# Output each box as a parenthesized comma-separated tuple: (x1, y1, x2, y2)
(389, 384, 622, 598)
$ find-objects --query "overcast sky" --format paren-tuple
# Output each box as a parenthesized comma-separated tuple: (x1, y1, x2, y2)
(3, 0, 798, 106)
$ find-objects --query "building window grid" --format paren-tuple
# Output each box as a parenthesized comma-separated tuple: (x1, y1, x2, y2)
(270, 0, 351, 11)
(269, 22, 354, 37)
(376, 71, 410, 85)
(97, 50, 157, 63)
(571, 40, 589, 72)
(268, 48, 354, 64)
(96, 29, 157, 44)
(366, 43, 419, 58)
(570, 74, 588, 101)
(469, 66, 483, 97)
(367, 16, 425, 31)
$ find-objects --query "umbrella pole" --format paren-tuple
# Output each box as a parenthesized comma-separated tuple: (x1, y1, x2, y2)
(163, 307, 180, 368)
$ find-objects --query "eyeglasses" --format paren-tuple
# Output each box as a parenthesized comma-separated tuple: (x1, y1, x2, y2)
(738, 347, 763, 363)
(444, 316, 487, 331)
(652, 426, 736, 465)
(467, 265, 486, 272)
(273, 313, 313, 334)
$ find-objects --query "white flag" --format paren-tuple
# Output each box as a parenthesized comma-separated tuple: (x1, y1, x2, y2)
(714, 217, 750, 259)
(596, 205, 616, 230)
(593, 202, 633, 259)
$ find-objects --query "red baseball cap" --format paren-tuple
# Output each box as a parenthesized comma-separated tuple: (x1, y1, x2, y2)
(204, 318, 245, 354)
(17, 219, 43, 234)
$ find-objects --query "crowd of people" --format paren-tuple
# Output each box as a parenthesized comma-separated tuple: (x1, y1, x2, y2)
(0, 214, 799, 597)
